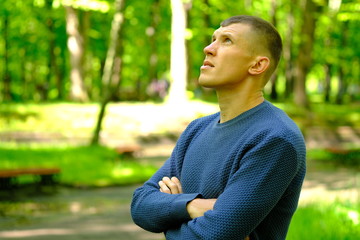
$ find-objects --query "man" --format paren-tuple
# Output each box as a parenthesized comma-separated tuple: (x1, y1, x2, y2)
(131, 15, 306, 240)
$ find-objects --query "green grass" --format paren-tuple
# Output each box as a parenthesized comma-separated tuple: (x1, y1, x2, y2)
(0, 103, 100, 138)
(0, 145, 157, 187)
(307, 148, 360, 169)
(288, 202, 360, 239)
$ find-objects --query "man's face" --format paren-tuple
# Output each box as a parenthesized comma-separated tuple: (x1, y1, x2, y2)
(198, 23, 256, 89)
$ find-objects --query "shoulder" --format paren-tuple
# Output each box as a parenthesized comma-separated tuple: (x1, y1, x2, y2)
(245, 101, 305, 152)
(182, 112, 219, 134)
(257, 101, 303, 138)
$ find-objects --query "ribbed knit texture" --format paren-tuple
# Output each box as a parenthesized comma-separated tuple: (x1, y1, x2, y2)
(131, 100, 306, 240)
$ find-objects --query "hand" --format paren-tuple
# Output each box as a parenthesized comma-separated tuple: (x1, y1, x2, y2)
(158, 176, 183, 194)
(186, 198, 217, 219)
(187, 199, 250, 240)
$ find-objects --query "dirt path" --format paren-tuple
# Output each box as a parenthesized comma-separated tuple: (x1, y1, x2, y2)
(0, 185, 163, 240)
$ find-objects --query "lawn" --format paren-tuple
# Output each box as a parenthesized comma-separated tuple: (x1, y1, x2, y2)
(288, 202, 360, 240)
(0, 144, 158, 187)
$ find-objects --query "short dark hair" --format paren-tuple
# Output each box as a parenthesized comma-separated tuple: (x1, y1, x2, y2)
(221, 15, 283, 74)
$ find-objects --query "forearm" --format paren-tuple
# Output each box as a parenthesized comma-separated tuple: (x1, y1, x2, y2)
(186, 198, 216, 219)
(131, 162, 200, 232)
(131, 184, 200, 232)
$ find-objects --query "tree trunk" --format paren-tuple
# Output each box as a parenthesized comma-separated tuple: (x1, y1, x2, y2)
(185, 1, 192, 92)
(294, 0, 318, 108)
(43, 0, 57, 101)
(323, 64, 332, 103)
(167, 0, 188, 104)
(3, 10, 11, 101)
(91, 0, 126, 145)
(65, 5, 89, 102)
(202, 0, 210, 31)
(57, 42, 66, 100)
(20, 48, 28, 100)
(269, 0, 278, 100)
(80, 10, 92, 98)
(144, 0, 160, 101)
(335, 67, 346, 104)
(336, 21, 349, 105)
(283, 0, 296, 99)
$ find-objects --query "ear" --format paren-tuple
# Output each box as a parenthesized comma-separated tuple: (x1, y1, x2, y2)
(248, 56, 270, 75)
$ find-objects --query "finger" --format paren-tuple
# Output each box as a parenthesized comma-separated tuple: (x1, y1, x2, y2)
(158, 180, 171, 194)
(171, 177, 183, 194)
(162, 177, 180, 194)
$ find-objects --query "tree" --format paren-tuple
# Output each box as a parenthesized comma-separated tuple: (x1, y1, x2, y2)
(65, 5, 89, 102)
(1, 0, 359, 104)
(2, 6, 11, 101)
(269, 0, 279, 100)
(294, 0, 319, 108)
(91, 0, 126, 145)
(283, 0, 297, 99)
(145, 0, 160, 101)
(167, 0, 189, 104)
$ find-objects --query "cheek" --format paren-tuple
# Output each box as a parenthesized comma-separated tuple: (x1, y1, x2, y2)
(224, 64, 246, 79)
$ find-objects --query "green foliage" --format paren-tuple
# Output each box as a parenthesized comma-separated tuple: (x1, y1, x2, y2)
(0, 145, 157, 186)
(288, 202, 360, 239)
(1, 0, 359, 102)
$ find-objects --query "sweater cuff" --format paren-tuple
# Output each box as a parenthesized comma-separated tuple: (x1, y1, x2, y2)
(170, 193, 202, 222)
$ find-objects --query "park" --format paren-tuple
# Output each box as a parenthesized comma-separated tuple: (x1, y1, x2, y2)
(0, 0, 360, 239)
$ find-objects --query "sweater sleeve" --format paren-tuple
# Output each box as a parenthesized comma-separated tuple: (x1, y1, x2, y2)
(131, 120, 204, 233)
(130, 157, 201, 233)
(165, 135, 303, 239)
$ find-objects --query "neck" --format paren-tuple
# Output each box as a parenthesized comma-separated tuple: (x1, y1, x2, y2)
(216, 84, 265, 123)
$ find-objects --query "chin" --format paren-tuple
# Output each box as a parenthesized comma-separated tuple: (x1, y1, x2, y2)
(198, 82, 216, 89)
(198, 76, 213, 88)
(198, 79, 209, 88)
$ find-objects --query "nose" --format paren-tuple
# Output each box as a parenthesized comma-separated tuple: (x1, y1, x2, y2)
(203, 41, 216, 56)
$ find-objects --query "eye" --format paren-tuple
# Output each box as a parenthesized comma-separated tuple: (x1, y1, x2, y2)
(224, 38, 232, 43)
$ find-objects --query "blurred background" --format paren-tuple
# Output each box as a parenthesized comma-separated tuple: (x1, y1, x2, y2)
(0, 0, 359, 239)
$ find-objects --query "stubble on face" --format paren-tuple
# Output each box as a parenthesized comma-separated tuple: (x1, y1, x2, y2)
(198, 24, 256, 90)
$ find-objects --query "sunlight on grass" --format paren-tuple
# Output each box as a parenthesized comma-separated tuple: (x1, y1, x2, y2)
(0, 101, 218, 147)
(288, 201, 360, 240)
(0, 145, 157, 187)
(112, 166, 134, 177)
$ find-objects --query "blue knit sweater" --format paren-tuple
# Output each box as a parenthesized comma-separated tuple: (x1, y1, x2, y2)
(131, 100, 306, 239)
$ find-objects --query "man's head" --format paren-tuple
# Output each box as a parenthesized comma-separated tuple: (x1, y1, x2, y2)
(221, 15, 283, 78)
(198, 15, 282, 90)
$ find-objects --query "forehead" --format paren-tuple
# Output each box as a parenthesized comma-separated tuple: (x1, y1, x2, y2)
(212, 23, 252, 38)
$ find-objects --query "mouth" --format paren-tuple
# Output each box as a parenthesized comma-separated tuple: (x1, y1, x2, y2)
(201, 60, 214, 69)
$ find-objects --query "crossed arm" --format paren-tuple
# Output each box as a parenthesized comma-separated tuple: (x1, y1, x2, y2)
(158, 176, 217, 219)
(158, 177, 250, 240)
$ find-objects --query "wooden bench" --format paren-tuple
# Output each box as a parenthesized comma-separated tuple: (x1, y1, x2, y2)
(0, 168, 61, 189)
(115, 144, 141, 158)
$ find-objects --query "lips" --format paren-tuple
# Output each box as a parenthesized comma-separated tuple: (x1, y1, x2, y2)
(201, 60, 214, 69)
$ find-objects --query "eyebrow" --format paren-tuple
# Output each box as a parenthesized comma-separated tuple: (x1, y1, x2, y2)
(212, 32, 234, 40)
